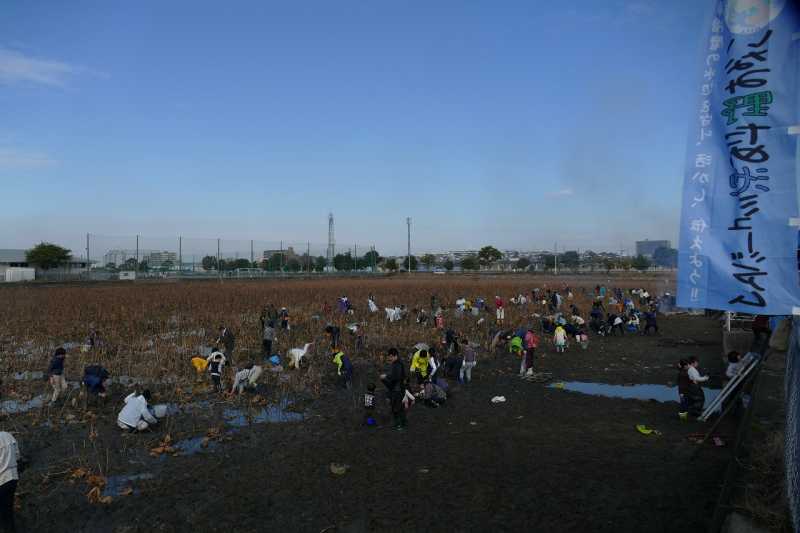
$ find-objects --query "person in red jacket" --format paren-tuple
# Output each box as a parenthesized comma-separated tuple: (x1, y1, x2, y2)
(522, 329, 539, 376)
(495, 296, 505, 326)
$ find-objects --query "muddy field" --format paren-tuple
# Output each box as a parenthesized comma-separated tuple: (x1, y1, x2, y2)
(0, 275, 735, 532)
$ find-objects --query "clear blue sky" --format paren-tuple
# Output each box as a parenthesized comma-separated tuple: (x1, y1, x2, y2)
(0, 0, 709, 256)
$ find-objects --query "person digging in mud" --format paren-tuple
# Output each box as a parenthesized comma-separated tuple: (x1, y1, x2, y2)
(0, 431, 20, 533)
(117, 388, 158, 432)
(332, 349, 353, 389)
(410, 349, 431, 385)
(325, 324, 341, 350)
(207, 350, 226, 392)
(231, 364, 263, 395)
(279, 307, 290, 330)
(82, 365, 111, 408)
(380, 348, 407, 431)
(417, 379, 446, 408)
(46, 347, 68, 405)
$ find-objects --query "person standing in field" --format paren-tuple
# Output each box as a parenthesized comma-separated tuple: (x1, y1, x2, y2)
(0, 431, 20, 532)
(495, 296, 505, 326)
(459, 341, 477, 383)
(380, 348, 407, 431)
(47, 347, 68, 405)
(262, 320, 276, 358)
(554, 325, 567, 353)
(215, 326, 235, 366)
(279, 307, 290, 330)
(522, 328, 539, 376)
(686, 356, 709, 417)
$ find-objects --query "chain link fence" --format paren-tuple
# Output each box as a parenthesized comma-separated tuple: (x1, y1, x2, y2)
(73, 234, 382, 281)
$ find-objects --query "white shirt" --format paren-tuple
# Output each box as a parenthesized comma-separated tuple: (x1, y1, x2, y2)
(118, 393, 157, 428)
(688, 366, 709, 383)
(0, 432, 19, 486)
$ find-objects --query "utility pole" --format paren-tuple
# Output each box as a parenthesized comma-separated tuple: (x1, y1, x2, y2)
(217, 238, 221, 281)
(407, 217, 412, 273)
(179, 236, 182, 274)
(135, 235, 139, 274)
(86, 233, 90, 277)
(250, 240, 254, 266)
(554, 242, 558, 275)
(307, 241, 311, 273)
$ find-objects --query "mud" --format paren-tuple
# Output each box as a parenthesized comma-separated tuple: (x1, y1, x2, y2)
(7, 313, 735, 532)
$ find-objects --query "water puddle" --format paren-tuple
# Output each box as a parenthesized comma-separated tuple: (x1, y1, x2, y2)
(549, 381, 721, 405)
(12, 371, 44, 381)
(223, 398, 304, 427)
(172, 436, 219, 456)
(102, 473, 155, 497)
(0, 395, 46, 414)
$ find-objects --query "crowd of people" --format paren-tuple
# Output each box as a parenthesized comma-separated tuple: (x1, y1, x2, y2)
(0, 283, 715, 530)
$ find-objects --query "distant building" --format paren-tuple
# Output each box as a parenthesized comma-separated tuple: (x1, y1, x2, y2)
(0, 249, 89, 279)
(635, 240, 671, 258)
(262, 247, 296, 261)
(145, 251, 178, 268)
(103, 249, 131, 267)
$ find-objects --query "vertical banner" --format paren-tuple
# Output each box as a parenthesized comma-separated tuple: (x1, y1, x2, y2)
(678, 0, 800, 314)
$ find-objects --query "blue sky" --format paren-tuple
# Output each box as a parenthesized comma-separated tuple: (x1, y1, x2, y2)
(0, 0, 710, 256)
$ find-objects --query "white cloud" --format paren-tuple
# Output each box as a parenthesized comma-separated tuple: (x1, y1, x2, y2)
(0, 147, 55, 169)
(0, 47, 79, 87)
(546, 188, 574, 198)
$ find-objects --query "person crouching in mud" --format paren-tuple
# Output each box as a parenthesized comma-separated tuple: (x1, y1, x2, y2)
(117, 389, 158, 432)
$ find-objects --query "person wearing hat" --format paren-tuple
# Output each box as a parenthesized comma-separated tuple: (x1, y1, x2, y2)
(117, 389, 158, 432)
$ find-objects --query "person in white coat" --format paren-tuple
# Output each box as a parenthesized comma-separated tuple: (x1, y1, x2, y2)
(0, 432, 19, 532)
(117, 390, 158, 432)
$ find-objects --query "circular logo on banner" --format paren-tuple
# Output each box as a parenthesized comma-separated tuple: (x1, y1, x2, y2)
(725, 0, 786, 34)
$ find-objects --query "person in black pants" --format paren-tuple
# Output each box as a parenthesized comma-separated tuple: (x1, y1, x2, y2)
(0, 431, 20, 532)
(380, 348, 407, 431)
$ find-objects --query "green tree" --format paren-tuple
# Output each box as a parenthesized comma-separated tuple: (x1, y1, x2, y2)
(652, 247, 678, 269)
(139, 260, 149, 272)
(542, 254, 557, 270)
(516, 257, 531, 271)
(333, 253, 354, 271)
(443, 259, 454, 271)
(25, 242, 71, 270)
(561, 251, 580, 271)
(105, 262, 118, 271)
(267, 253, 286, 271)
(460, 255, 479, 271)
(402, 255, 418, 271)
(603, 259, 615, 274)
(420, 254, 437, 270)
(363, 250, 381, 269)
(477, 246, 503, 269)
(314, 256, 327, 272)
(160, 260, 174, 271)
(201, 255, 217, 270)
(383, 258, 399, 272)
(229, 258, 251, 270)
(631, 254, 651, 271)
(286, 258, 302, 272)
